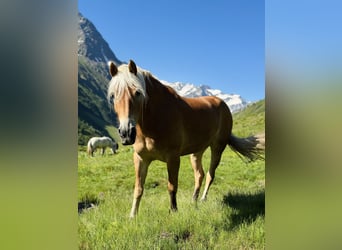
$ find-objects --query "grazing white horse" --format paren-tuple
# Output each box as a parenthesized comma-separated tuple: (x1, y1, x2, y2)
(87, 136, 118, 156)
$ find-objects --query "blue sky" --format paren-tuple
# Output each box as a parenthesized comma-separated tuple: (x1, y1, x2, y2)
(266, 1, 342, 76)
(79, 0, 264, 102)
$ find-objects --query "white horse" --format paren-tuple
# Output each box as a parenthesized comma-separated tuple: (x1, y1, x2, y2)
(87, 136, 118, 156)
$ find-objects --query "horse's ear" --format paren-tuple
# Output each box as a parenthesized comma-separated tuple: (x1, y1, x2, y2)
(128, 60, 137, 75)
(108, 61, 118, 77)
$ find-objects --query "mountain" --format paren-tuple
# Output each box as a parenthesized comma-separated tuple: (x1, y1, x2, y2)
(161, 81, 250, 113)
(78, 12, 122, 145)
(78, 12, 254, 145)
(78, 13, 121, 65)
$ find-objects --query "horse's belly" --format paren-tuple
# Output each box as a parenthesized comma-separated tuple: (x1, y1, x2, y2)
(178, 119, 229, 155)
(179, 145, 208, 156)
(179, 138, 211, 156)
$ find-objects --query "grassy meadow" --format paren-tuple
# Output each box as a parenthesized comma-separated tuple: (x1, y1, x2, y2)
(78, 100, 265, 249)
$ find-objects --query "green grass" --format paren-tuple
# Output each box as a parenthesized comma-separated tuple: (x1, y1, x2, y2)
(78, 101, 265, 249)
(79, 148, 264, 249)
(233, 100, 265, 137)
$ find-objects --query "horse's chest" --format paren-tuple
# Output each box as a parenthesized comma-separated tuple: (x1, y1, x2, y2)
(145, 137, 155, 151)
(134, 137, 156, 154)
(134, 136, 174, 162)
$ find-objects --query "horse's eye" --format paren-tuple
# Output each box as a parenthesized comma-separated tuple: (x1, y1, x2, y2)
(109, 94, 114, 104)
(135, 91, 141, 98)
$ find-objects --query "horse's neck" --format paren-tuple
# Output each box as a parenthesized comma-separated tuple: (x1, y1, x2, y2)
(145, 73, 179, 103)
(137, 73, 179, 133)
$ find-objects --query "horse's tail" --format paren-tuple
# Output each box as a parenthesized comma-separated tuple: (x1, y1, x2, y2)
(87, 140, 93, 156)
(228, 133, 265, 162)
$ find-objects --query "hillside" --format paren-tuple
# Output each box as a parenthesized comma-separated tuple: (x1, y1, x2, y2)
(78, 56, 117, 145)
(232, 99, 265, 137)
(78, 12, 121, 145)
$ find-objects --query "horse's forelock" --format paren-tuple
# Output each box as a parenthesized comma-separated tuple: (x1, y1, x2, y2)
(108, 65, 147, 102)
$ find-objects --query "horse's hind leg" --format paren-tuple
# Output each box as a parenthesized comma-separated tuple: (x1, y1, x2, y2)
(167, 156, 180, 212)
(130, 152, 151, 218)
(201, 144, 226, 201)
(190, 151, 205, 201)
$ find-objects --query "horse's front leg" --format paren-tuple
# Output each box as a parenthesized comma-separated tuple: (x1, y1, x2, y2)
(167, 156, 180, 212)
(130, 152, 151, 218)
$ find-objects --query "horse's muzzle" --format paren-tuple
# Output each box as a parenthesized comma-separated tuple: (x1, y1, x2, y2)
(118, 126, 136, 145)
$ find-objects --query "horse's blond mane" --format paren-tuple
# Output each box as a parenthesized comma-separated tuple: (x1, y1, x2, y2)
(107, 64, 148, 102)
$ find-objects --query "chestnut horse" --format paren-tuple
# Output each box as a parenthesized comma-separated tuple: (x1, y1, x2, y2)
(107, 60, 264, 218)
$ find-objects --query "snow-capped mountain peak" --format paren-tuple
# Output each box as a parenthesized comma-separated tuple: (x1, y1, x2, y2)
(160, 80, 250, 113)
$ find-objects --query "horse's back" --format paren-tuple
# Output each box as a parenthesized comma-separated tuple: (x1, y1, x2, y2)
(98, 137, 113, 146)
(181, 96, 232, 134)
(88, 136, 111, 147)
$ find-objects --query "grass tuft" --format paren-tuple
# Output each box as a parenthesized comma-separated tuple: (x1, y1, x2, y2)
(79, 147, 265, 249)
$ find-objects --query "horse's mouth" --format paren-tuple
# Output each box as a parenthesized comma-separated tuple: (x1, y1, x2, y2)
(121, 138, 135, 145)
(120, 126, 136, 145)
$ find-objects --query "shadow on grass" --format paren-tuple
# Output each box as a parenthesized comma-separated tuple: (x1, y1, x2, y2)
(78, 198, 100, 214)
(222, 190, 265, 229)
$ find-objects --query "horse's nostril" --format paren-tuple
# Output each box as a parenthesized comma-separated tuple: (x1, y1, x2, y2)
(119, 128, 127, 138)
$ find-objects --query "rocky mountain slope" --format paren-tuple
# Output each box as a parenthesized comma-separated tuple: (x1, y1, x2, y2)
(78, 13, 122, 145)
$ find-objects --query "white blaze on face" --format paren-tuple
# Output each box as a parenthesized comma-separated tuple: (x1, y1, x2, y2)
(118, 117, 131, 134)
(117, 116, 137, 145)
(107, 60, 147, 145)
